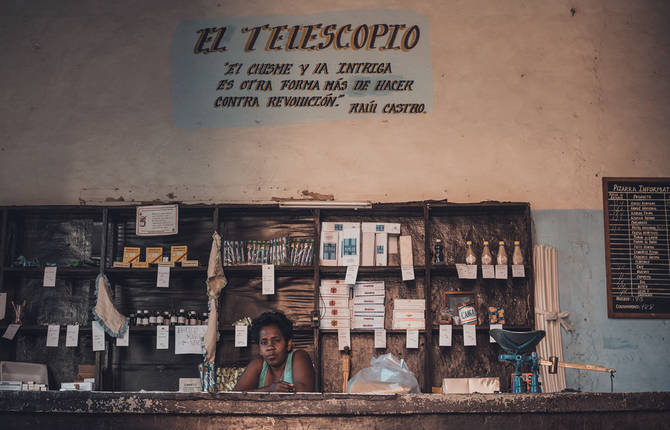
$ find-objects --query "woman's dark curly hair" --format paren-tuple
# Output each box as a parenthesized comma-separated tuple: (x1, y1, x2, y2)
(250, 310, 293, 343)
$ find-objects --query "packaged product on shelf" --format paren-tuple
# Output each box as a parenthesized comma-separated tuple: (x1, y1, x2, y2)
(465, 241, 476, 265)
(458, 302, 477, 325)
(512, 241, 524, 265)
(340, 227, 361, 266)
(352, 281, 385, 329)
(496, 241, 508, 265)
(399, 236, 413, 267)
(171, 245, 188, 263)
(146, 247, 163, 265)
(433, 239, 444, 265)
(481, 241, 493, 265)
(392, 299, 425, 330)
(361, 232, 375, 266)
(388, 236, 400, 266)
(375, 232, 388, 266)
(320, 231, 338, 266)
(122, 247, 141, 264)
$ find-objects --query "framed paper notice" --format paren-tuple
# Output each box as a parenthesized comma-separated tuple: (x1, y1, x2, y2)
(136, 204, 179, 236)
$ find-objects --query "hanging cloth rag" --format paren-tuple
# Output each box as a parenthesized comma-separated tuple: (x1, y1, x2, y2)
(92, 273, 129, 337)
(536, 310, 573, 333)
(204, 231, 228, 364)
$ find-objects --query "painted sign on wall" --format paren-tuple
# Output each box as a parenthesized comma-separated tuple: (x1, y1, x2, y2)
(170, 10, 432, 128)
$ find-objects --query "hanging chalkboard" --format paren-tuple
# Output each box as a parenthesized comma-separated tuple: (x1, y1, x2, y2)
(603, 178, 670, 318)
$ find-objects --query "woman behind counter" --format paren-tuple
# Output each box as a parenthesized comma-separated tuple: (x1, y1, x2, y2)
(234, 311, 316, 392)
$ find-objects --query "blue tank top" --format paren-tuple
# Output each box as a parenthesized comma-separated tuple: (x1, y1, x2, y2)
(258, 350, 294, 388)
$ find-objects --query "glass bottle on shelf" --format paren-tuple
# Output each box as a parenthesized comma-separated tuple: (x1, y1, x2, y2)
(465, 241, 476, 265)
(512, 241, 524, 265)
(163, 311, 171, 325)
(142, 310, 150, 326)
(433, 239, 444, 265)
(156, 311, 164, 325)
(189, 311, 198, 326)
(135, 310, 143, 326)
(177, 309, 186, 325)
(149, 311, 157, 326)
(481, 241, 493, 265)
(200, 312, 208, 325)
(496, 241, 508, 265)
(170, 310, 179, 326)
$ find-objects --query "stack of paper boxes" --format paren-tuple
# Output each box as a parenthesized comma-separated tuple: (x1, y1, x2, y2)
(319, 280, 350, 329)
(320, 222, 401, 267)
(392, 299, 426, 330)
(352, 281, 385, 329)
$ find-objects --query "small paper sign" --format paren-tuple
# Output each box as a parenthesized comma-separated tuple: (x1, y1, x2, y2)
(481, 265, 495, 279)
(463, 324, 477, 346)
(439, 324, 452, 347)
(262, 264, 275, 295)
(46, 324, 60, 347)
(66, 325, 79, 347)
(175, 325, 207, 354)
(345, 265, 359, 285)
(401, 266, 415, 281)
(456, 264, 477, 279)
(338, 328, 350, 350)
(136, 204, 178, 236)
(512, 265, 525, 277)
(0, 293, 6, 320)
(235, 324, 248, 347)
(374, 329, 386, 349)
(2, 324, 20, 340)
(156, 325, 169, 349)
(406, 329, 419, 348)
(116, 328, 129, 347)
(490, 323, 503, 343)
(92, 321, 105, 351)
(157, 265, 170, 288)
(495, 265, 508, 279)
(43, 266, 57, 287)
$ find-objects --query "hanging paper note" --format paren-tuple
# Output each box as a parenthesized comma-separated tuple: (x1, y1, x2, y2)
(46, 324, 60, 347)
(157, 265, 170, 288)
(374, 329, 386, 349)
(456, 264, 477, 279)
(490, 323, 503, 343)
(512, 265, 525, 277)
(66, 325, 79, 347)
(463, 324, 477, 346)
(2, 324, 20, 340)
(401, 266, 415, 281)
(136, 204, 178, 236)
(439, 324, 452, 347)
(345, 265, 359, 285)
(92, 321, 105, 351)
(262, 264, 274, 295)
(0, 293, 6, 319)
(406, 329, 419, 348)
(175, 325, 207, 354)
(156, 325, 169, 349)
(235, 324, 248, 347)
(481, 265, 495, 279)
(495, 265, 508, 279)
(43, 266, 57, 287)
(116, 327, 129, 347)
(338, 328, 350, 350)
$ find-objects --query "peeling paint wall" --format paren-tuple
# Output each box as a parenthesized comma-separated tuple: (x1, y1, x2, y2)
(1, 1, 669, 208)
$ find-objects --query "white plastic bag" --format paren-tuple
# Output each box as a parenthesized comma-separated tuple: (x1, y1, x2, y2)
(347, 353, 420, 394)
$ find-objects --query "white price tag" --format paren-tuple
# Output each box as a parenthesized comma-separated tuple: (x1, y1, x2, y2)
(175, 325, 207, 355)
(157, 265, 170, 288)
(463, 324, 477, 346)
(66, 324, 79, 347)
(345, 265, 359, 285)
(262, 264, 275, 295)
(489, 323, 503, 343)
(439, 324, 452, 347)
(401, 266, 415, 281)
(43, 266, 57, 287)
(46, 324, 60, 347)
(512, 265, 525, 277)
(235, 324, 248, 347)
(92, 320, 105, 351)
(116, 327, 129, 347)
(456, 264, 477, 279)
(374, 329, 386, 349)
(481, 265, 495, 279)
(0, 293, 6, 320)
(2, 324, 20, 340)
(156, 325, 169, 349)
(495, 265, 508, 279)
(338, 328, 350, 350)
(406, 329, 419, 348)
